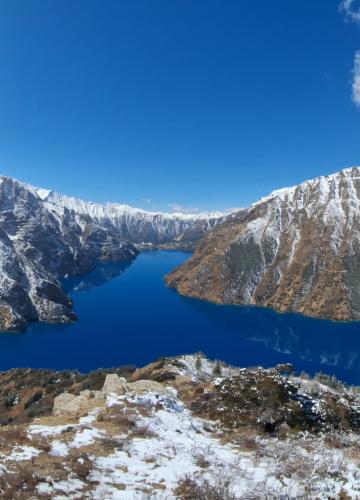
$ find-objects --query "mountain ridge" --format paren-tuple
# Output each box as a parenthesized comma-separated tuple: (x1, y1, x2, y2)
(21, 177, 227, 247)
(166, 166, 360, 321)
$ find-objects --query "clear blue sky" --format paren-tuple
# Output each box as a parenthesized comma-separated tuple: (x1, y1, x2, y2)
(0, 0, 359, 212)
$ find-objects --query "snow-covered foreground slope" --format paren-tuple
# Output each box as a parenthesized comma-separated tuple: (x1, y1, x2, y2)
(0, 175, 225, 331)
(0, 354, 360, 499)
(167, 166, 360, 320)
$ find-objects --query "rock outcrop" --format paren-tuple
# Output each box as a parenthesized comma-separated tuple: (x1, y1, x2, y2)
(52, 391, 105, 419)
(52, 372, 173, 420)
(102, 374, 128, 395)
(167, 167, 360, 320)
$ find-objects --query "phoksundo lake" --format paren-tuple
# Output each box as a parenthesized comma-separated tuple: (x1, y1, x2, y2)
(1, 250, 360, 385)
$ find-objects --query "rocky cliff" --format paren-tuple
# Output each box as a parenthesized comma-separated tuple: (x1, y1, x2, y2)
(167, 167, 360, 320)
(0, 176, 138, 331)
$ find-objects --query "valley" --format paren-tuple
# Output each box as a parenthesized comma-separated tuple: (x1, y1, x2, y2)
(0, 176, 224, 332)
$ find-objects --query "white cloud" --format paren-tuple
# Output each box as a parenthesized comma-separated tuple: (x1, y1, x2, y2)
(167, 203, 200, 214)
(340, 3, 360, 106)
(340, 0, 360, 23)
(141, 197, 152, 204)
(352, 51, 360, 106)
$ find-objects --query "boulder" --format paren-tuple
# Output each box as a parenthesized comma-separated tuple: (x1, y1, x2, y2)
(53, 391, 104, 418)
(79, 389, 105, 400)
(102, 374, 128, 394)
(127, 379, 170, 395)
(131, 358, 182, 382)
(53, 393, 78, 418)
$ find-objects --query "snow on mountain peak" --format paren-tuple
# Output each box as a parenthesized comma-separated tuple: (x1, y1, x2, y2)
(17, 182, 225, 222)
(254, 165, 360, 207)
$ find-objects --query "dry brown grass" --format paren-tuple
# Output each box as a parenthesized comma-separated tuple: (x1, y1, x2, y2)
(0, 426, 29, 446)
(29, 436, 51, 453)
(99, 435, 127, 452)
(344, 444, 360, 466)
(0, 462, 45, 499)
(66, 448, 93, 481)
(174, 474, 236, 500)
(130, 424, 157, 439)
(193, 451, 210, 468)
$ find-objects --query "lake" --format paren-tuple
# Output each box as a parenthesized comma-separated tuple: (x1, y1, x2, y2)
(1, 250, 360, 385)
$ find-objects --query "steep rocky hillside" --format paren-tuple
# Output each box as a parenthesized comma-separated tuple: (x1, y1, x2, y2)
(167, 167, 360, 320)
(0, 176, 138, 331)
(0, 354, 359, 498)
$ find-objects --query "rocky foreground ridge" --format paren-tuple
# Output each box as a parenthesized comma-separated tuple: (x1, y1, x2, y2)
(167, 166, 360, 321)
(0, 354, 359, 498)
(0, 176, 224, 331)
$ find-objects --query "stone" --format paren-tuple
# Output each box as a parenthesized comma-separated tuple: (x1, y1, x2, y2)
(127, 379, 169, 395)
(102, 374, 128, 394)
(79, 389, 105, 400)
(53, 391, 104, 418)
(53, 393, 78, 418)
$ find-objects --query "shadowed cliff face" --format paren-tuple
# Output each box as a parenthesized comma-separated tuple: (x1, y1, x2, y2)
(0, 177, 138, 331)
(166, 167, 360, 321)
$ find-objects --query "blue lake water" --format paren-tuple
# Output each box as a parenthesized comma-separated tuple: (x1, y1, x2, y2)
(1, 250, 360, 384)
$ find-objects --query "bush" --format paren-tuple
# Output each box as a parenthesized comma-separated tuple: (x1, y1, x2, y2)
(212, 361, 222, 377)
(0, 463, 41, 499)
(195, 355, 202, 371)
(2, 393, 17, 407)
(174, 474, 236, 500)
(25, 390, 43, 408)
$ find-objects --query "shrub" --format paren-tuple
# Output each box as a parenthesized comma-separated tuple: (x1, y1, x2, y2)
(68, 450, 93, 480)
(131, 424, 157, 439)
(2, 393, 17, 408)
(24, 391, 44, 408)
(174, 474, 236, 500)
(0, 463, 41, 499)
(212, 361, 222, 377)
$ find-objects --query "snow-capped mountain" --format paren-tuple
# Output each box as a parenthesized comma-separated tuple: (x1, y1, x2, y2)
(167, 166, 360, 321)
(0, 176, 139, 331)
(0, 175, 225, 331)
(30, 187, 225, 247)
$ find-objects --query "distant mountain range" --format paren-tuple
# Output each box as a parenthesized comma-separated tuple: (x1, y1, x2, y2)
(30, 184, 225, 248)
(0, 176, 225, 331)
(167, 166, 360, 321)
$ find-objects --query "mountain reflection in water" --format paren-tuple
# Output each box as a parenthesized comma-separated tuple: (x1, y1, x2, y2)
(181, 295, 360, 375)
(63, 261, 133, 293)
